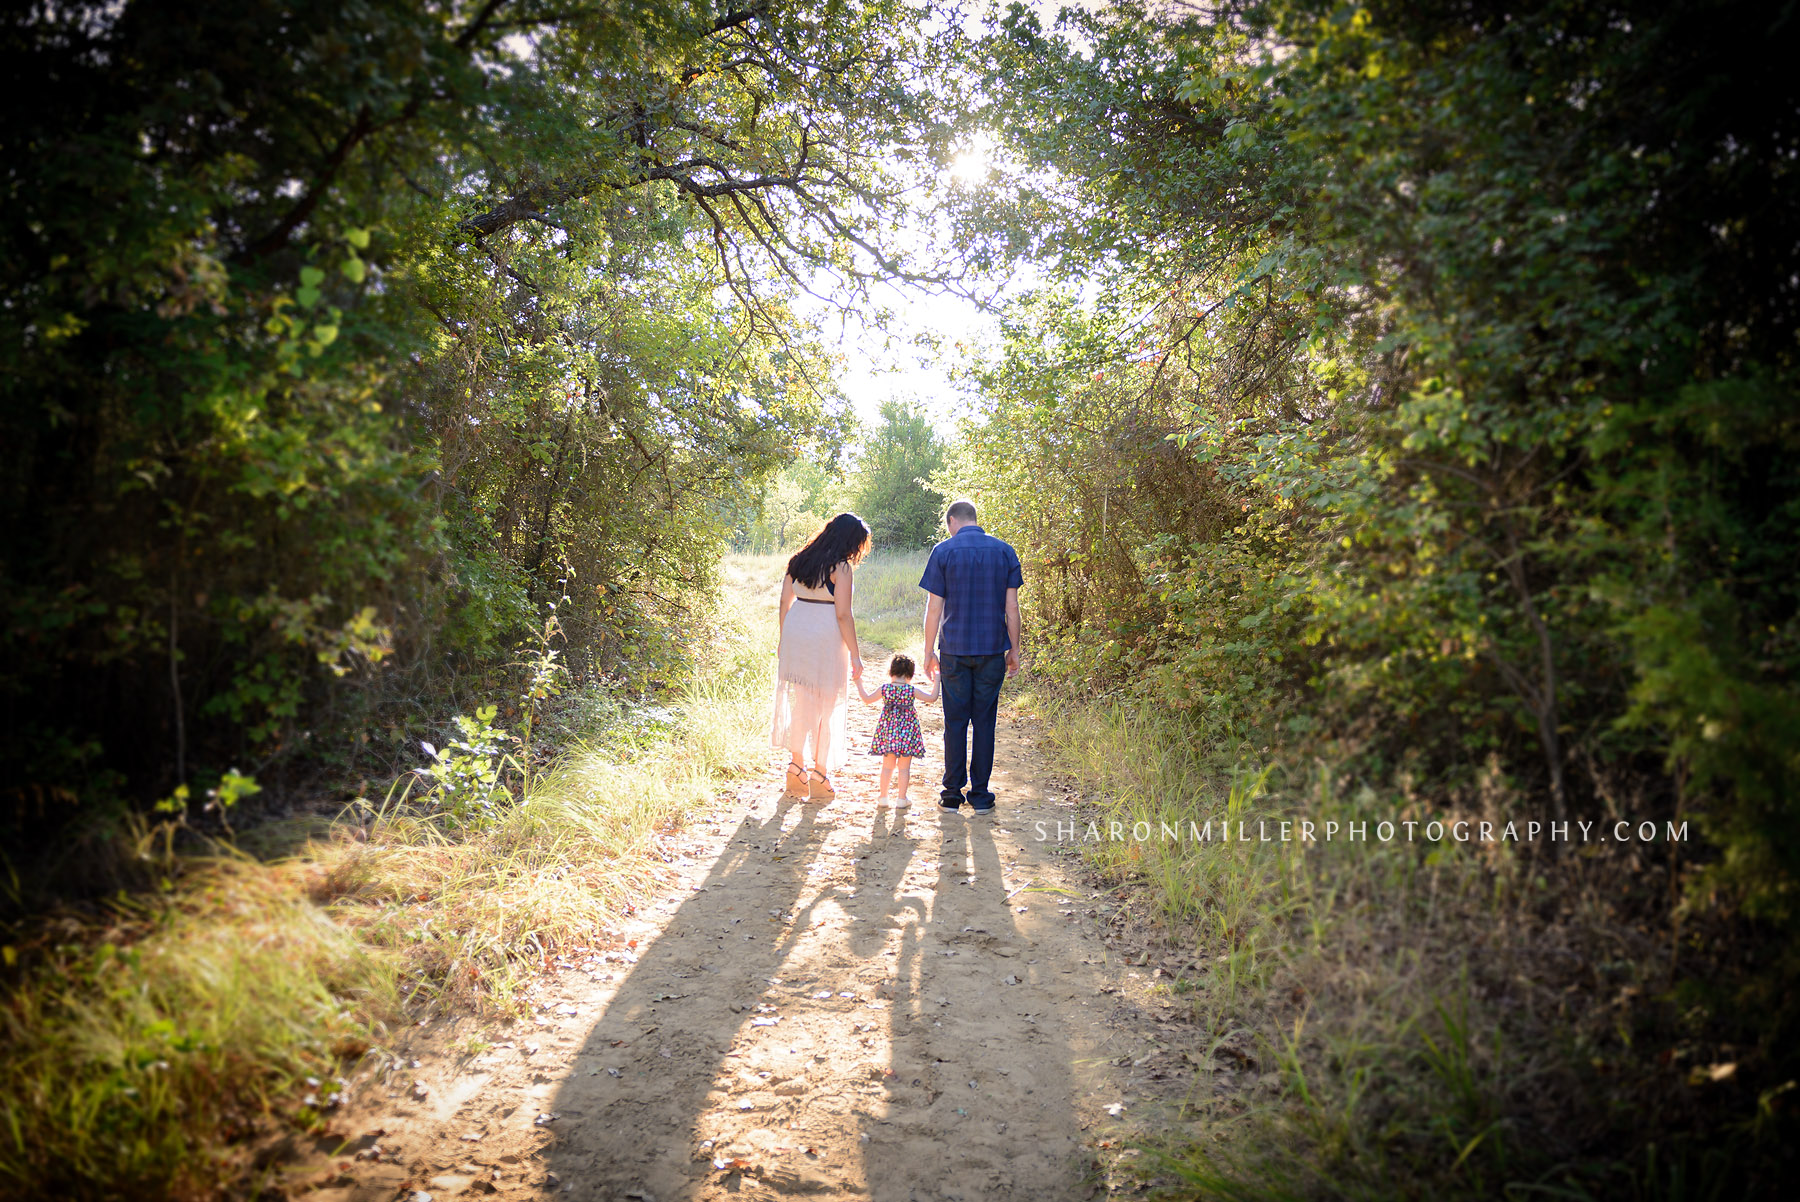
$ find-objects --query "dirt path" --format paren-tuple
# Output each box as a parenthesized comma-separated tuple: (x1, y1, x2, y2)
(303, 683, 1210, 1202)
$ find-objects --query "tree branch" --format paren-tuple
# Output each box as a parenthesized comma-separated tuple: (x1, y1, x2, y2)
(239, 106, 374, 261)
(457, 159, 804, 240)
(455, 0, 512, 49)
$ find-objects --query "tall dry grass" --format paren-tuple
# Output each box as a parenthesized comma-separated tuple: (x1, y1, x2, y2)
(318, 581, 777, 1014)
(0, 560, 782, 1199)
(1021, 691, 1694, 1199)
(0, 850, 396, 1200)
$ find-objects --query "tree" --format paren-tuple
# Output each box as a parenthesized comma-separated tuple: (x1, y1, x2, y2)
(0, 0, 963, 878)
(954, 0, 1800, 1190)
(854, 401, 946, 550)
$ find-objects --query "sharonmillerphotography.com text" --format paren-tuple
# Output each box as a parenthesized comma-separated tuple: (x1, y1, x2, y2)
(1033, 817, 1690, 846)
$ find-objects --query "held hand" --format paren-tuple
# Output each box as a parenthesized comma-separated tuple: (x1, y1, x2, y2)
(922, 653, 938, 681)
(1006, 649, 1023, 677)
(850, 657, 864, 681)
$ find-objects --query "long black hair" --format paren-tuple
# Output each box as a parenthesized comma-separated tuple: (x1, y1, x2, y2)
(787, 512, 871, 589)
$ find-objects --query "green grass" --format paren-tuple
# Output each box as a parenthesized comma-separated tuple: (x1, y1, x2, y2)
(1021, 692, 1592, 1200)
(0, 853, 397, 1200)
(0, 560, 783, 1200)
(320, 581, 777, 1014)
(849, 550, 930, 656)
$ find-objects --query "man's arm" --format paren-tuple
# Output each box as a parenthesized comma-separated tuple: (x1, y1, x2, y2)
(922, 591, 944, 680)
(1004, 587, 1022, 675)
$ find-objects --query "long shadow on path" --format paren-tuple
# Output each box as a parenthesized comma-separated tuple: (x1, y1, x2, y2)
(545, 749, 1094, 1201)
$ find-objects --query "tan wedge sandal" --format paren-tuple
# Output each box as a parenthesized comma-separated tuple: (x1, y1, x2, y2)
(807, 768, 837, 802)
(784, 764, 809, 800)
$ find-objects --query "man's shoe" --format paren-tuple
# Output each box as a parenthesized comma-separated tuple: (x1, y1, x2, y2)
(937, 799, 963, 814)
(969, 803, 996, 816)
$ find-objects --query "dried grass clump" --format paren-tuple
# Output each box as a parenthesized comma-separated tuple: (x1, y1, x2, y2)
(1030, 692, 1769, 1199)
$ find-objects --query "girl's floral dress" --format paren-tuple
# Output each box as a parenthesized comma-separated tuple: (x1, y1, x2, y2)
(869, 681, 927, 758)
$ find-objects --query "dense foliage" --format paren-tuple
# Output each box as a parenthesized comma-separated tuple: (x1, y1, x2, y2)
(6, 0, 1797, 1193)
(854, 399, 947, 548)
(944, 0, 1800, 1190)
(1, 0, 961, 886)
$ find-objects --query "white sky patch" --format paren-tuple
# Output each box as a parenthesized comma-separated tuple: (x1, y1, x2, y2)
(792, 0, 1097, 439)
(824, 289, 999, 435)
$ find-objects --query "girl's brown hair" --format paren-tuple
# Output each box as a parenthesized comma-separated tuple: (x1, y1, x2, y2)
(888, 654, 915, 678)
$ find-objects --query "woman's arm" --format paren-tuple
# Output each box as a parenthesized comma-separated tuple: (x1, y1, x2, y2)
(832, 562, 864, 680)
(913, 678, 941, 704)
(779, 574, 795, 627)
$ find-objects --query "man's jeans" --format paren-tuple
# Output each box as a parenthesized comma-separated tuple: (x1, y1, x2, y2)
(938, 653, 1007, 809)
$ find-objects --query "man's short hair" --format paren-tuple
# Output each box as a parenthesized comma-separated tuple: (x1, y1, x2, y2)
(945, 499, 978, 525)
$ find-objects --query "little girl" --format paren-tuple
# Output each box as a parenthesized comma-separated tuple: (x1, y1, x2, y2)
(856, 654, 938, 808)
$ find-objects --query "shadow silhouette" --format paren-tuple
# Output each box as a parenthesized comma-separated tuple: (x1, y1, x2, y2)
(541, 788, 839, 1197)
(850, 812, 1085, 1201)
(544, 702, 1088, 1200)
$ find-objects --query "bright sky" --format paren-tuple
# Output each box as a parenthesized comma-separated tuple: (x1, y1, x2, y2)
(800, 131, 1018, 440)
(803, 2, 1085, 442)
(818, 290, 997, 436)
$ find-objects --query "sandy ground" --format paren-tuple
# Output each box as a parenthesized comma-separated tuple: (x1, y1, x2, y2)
(292, 682, 1223, 1202)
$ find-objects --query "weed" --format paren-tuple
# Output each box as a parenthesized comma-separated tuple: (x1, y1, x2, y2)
(1024, 690, 1779, 1199)
(0, 560, 782, 1198)
(0, 858, 396, 1200)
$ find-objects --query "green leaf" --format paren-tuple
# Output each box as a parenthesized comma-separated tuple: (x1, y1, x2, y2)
(299, 266, 326, 288)
(344, 227, 371, 249)
(341, 256, 366, 284)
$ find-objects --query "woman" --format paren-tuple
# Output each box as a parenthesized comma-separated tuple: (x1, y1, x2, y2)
(772, 512, 869, 801)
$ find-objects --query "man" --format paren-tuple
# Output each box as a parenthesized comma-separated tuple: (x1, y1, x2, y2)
(920, 499, 1023, 815)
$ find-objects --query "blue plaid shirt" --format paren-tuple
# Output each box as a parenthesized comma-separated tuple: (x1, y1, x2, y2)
(919, 526, 1023, 657)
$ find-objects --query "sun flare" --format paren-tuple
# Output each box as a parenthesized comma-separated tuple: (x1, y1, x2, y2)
(949, 133, 995, 183)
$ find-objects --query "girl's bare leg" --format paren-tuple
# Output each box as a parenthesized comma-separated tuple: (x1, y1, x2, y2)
(877, 754, 896, 803)
(895, 756, 912, 806)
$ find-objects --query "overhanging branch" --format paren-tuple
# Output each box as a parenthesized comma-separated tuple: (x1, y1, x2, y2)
(456, 159, 806, 239)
